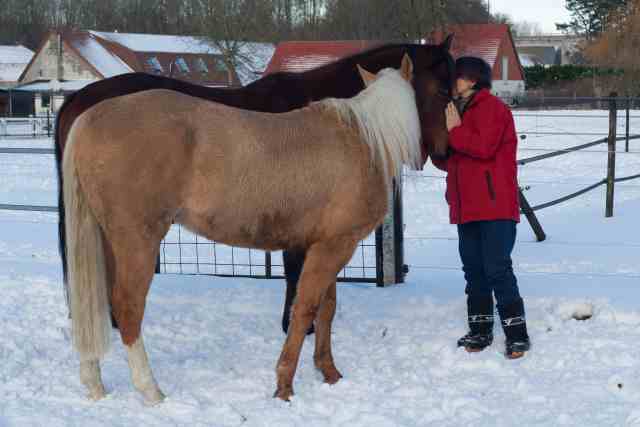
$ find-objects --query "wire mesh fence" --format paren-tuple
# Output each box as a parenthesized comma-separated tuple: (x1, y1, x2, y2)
(158, 224, 380, 283)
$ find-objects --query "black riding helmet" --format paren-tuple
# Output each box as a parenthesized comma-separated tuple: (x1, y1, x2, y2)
(455, 57, 492, 90)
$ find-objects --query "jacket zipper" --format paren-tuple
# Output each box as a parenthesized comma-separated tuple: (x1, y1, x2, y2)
(485, 171, 496, 201)
(455, 161, 462, 223)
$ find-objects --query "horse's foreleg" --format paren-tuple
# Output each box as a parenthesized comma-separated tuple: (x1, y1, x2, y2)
(109, 230, 167, 405)
(313, 282, 341, 384)
(275, 240, 357, 400)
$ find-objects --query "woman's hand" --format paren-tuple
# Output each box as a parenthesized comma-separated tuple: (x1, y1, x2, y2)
(445, 102, 461, 131)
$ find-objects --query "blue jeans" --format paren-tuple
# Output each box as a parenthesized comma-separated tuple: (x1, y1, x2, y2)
(457, 220, 521, 307)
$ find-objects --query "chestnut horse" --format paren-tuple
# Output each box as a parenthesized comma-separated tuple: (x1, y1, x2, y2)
(55, 39, 455, 334)
(63, 59, 436, 402)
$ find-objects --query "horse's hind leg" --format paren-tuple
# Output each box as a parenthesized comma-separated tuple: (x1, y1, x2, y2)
(109, 229, 167, 405)
(282, 249, 314, 335)
(314, 282, 341, 384)
(80, 360, 106, 400)
(275, 239, 358, 400)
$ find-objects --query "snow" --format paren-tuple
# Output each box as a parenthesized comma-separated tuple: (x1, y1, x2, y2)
(1, 109, 640, 426)
(90, 31, 221, 54)
(72, 35, 134, 77)
(0, 45, 34, 82)
(16, 80, 96, 92)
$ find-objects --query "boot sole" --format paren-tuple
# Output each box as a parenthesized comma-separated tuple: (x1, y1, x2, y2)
(465, 347, 485, 353)
(506, 351, 525, 359)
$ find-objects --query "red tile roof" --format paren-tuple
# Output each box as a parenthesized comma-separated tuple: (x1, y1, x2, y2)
(264, 41, 381, 74)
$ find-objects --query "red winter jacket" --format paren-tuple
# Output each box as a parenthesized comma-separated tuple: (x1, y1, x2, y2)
(432, 89, 520, 224)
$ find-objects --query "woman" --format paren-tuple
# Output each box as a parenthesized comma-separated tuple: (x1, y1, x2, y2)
(433, 57, 530, 359)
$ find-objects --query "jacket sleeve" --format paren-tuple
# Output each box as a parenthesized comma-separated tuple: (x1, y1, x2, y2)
(448, 100, 510, 160)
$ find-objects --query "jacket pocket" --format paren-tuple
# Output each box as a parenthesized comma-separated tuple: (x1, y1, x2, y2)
(485, 171, 496, 201)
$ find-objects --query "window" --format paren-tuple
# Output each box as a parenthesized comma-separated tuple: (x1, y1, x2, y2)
(146, 56, 163, 73)
(196, 57, 209, 73)
(502, 56, 509, 81)
(176, 57, 190, 73)
(41, 93, 51, 108)
(214, 58, 229, 73)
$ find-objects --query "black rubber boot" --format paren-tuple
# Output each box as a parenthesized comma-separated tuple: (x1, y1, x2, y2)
(498, 298, 531, 359)
(457, 294, 494, 352)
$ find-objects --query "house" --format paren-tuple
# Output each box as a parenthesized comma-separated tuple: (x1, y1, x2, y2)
(0, 45, 35, 115)
(17, 30, 275, 115)
(431, 24, 526, 100)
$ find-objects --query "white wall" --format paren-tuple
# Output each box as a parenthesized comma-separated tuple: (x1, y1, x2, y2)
(493, 79, 525, 102)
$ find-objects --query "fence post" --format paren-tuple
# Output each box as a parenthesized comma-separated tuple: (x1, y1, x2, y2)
(626, 97, 630, 153)
(379, 177, 404, 286)
(392, 176, 406, 283)
(519, 189, 546, 242)
(606, 92, 617, 218)
(265, 252, 272, 279)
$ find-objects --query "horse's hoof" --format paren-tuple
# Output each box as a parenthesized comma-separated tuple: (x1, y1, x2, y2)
(273, 387, 294, 401)
(323, 369, 343, 385)
(142, 388, 166, 406)
(86, 385, 107, 401)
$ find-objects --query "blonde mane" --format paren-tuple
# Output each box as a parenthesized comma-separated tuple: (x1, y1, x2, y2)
(320, 68, 422, 183)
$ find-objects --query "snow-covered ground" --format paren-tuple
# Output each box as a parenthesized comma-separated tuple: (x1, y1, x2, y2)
(1, 110, 640, 426)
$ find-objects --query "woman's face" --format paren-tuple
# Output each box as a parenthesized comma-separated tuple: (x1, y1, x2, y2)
(455, 77, 476, 98)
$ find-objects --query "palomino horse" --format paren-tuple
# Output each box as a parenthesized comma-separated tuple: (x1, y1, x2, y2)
(55, 39, 455, 334)
(63, 57, 430, 402)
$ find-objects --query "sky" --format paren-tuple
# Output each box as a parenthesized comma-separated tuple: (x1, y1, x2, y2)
(488, 0, 573, 34)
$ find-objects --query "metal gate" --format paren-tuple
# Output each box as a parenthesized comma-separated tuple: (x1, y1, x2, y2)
(157, 224, 382, 284)
(157, 181, 407, 287)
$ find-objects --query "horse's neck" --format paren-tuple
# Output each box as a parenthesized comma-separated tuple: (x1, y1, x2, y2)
(303, 46, 406, 100)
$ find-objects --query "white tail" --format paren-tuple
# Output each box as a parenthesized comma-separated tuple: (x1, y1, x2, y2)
(63, 133, 111, 360)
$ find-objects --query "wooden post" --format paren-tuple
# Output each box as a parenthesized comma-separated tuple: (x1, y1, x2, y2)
(626, 97, 630, 153)
(606, 92, 617, 218)
(519, 189, 546, 242)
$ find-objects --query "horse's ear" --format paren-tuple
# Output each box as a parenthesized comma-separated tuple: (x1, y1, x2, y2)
(400, 53, 413, 82)
(441, 34, 454, 51)
(357, 64, 377, 87)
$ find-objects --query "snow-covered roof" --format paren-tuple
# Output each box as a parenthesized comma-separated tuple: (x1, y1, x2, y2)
(69, 34, 133, 77)
(86, 32, 274, 85)
(16, 79, 96, 92)
(90, 31, 219, 54)
(0, 45, 34, 82)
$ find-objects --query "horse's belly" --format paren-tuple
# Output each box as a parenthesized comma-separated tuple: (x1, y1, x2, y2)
(176, 207, 303, 251)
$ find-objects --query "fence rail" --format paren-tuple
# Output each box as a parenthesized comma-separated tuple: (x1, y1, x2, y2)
(0, 116, 55, 138)
(1, 96, 639, 280)
(515, 93, 640, 237)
